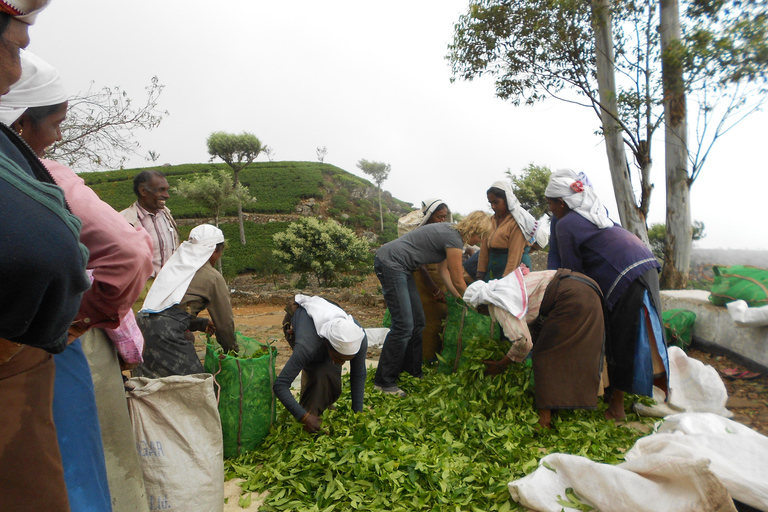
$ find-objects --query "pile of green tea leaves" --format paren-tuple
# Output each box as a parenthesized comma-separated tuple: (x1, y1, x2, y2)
(225, 336, 654, 511)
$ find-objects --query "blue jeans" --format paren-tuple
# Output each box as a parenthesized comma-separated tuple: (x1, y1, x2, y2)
(373, 257, 425, 388)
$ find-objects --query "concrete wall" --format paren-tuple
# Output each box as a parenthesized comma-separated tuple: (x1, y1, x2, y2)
(661, 290, 768, 371)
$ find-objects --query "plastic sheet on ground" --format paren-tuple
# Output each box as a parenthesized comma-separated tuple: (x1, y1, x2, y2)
(626, 413, 768, 511)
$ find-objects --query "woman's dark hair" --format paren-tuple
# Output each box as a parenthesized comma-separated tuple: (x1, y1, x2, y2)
(21, 102, 68, 127)
(427, 203, 448, 222)
(486, 186, 507, 205)
(0, 13, 10, 39)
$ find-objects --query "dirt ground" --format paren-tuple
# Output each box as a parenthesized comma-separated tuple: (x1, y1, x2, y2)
(214, 273, 768, 436)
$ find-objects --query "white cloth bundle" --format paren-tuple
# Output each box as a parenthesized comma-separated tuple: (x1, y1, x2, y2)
(141, 224, 224, 314)
(491, 181, 547, 247)
(544, 169, 613, 229)
(294, 294, 364, 356)
(463, 267, 528, 319)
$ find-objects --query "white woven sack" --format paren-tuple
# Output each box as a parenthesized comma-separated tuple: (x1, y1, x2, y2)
(126, 374, 224, 512)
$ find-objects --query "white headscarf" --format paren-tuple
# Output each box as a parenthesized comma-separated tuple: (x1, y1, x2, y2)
(0, 0, 51, 24)
(294, 294, 365, 356)
(545, 169, 613, 229)
(490, 181, 548, 247)
(141, 224, 225, 314)
(0, 50, 67, 125)
(418, 198, 450, 227)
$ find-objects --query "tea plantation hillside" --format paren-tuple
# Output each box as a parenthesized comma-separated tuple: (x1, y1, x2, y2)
(82, 161, 412, 279)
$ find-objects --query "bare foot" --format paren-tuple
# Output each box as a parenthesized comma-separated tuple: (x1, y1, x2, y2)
(604, 408, 626, 422)
(604, 389, 626, 422)
(537, 409, 552, 430)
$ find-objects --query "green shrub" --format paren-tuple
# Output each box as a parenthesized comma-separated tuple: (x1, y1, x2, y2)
(272, 217, 372, 287)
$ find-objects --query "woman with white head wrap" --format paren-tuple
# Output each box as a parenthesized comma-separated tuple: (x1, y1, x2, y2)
(135, 224, 240, 378)
(1, 49, 155, 512)
(0, 4, 92, 511)
(545, 169, 669, 422)
(274, 295, 368, 433)
(476, 181, 545, 282)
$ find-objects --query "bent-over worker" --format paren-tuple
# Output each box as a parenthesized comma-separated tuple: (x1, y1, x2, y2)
(274, 295, 367, 433)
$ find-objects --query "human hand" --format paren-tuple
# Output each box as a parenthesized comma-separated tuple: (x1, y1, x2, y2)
(300, 413, 323, 433)
(483, 358, 511, 376)
(67, 323, 88, 344)
(433, 290, 446, 303)
(204, 318, 216, 336)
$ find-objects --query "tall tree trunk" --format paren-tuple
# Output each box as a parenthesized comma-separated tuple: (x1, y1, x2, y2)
(592, 0, 650, 245)
(660, 0, 691, 289)
(237, 204, 246, 246)
(378, 186, 384, 232)
(233, 170, 247, 245)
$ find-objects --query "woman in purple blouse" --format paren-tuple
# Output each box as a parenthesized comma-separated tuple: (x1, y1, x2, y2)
(545, 169, 669, 422)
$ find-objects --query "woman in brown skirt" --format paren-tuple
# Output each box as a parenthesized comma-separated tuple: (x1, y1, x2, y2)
(483, 269, 606, 429)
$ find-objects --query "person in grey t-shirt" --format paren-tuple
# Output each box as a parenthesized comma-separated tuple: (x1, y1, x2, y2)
(373, 211, 492, 396)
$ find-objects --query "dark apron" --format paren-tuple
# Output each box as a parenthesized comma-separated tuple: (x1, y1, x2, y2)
(134, 307, 204, 378)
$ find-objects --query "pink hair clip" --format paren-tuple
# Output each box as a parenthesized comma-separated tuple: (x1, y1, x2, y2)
(570, 180, 585, 193)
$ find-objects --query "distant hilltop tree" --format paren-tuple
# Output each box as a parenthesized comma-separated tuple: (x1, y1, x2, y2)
(207, 131, 265, 245)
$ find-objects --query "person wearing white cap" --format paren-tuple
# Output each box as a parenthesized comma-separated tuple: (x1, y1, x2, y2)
(274, 295, 367, 433)
(545, 168, 668, 422)
(0, 3, 90, 511)
(134, 224, 240, 377)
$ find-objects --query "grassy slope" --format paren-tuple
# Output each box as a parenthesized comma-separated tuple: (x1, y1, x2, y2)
(84, 161, 411, 279)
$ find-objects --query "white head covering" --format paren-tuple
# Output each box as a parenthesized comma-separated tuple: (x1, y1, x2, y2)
(490, 181, 548, 247)
(141, 224, 225, 314)
(0, 0, 51, 24)
(0, 49, 67, 125)
(418, 198, 450, 227)
(544, 169, 613, 229)
(294, 294, 365, 356)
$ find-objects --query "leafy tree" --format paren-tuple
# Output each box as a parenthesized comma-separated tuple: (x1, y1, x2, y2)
(173, 169, 255, 227)
(272, 217, 371, 287)
(356, 158, 391, 232)
(449, 0, 768, 288)
(505, 163, 552, 219)
(49, 76, 167, 172)
(207, 131, 265, 245)
(316, 146, 328, 163)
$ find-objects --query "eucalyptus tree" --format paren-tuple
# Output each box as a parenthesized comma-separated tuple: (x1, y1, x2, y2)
(207, 131, 264, 245)
(449, 0, 768, 288)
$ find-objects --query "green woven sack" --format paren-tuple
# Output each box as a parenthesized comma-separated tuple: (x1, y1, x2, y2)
(708, 265, 768, 307)
(437, 295, 501, 374)
(382, 308, 392, 328)
(204, 332, 277, 458)
(662, 309, 696, 351)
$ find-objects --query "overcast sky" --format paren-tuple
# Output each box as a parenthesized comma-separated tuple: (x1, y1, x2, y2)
(28, 0, 767, 250)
